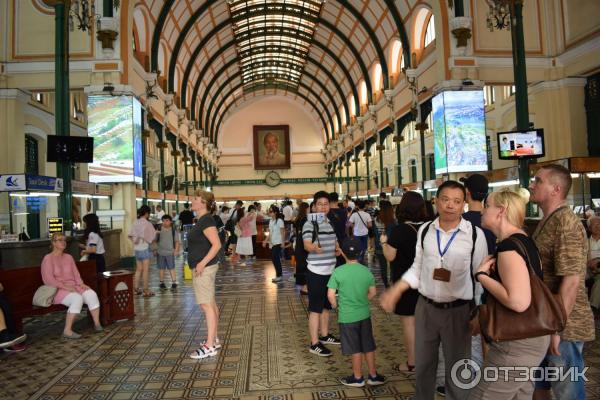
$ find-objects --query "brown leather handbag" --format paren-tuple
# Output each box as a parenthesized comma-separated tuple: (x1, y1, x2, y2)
(478, 236, 567, 342)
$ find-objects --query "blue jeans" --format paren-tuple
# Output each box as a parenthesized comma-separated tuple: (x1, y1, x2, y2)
(535, 340, 586, 400)
(355, 235, 369, 265)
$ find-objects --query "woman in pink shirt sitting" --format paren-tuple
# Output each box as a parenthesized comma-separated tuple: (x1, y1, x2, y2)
(41, 232, 103, 339)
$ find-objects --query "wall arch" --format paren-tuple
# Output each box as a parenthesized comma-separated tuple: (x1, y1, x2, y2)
(133, 7, 148, 53)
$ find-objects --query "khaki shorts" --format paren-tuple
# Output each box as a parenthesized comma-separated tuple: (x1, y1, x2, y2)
(192, 263, 219, 304)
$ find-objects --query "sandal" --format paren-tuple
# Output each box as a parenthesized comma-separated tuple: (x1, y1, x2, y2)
(143, 291, 155, 297)
(135, 288, 143, 296)
(393, 361, 415, 375)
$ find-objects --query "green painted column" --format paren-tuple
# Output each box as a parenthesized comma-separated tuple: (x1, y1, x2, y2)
(354, 148, 359, 196)
(203, 160, 208, 189)
(103, 0, 114, 17)
(338, 162, 343, 193)
(198, 158, 204, 189)
(183, 147, 189, 197)
(395, 135, 402, 186)
(365, 148, 371, 199)
(141, 125, 148, 205)
(54, 1, 72, 231)
(345, 156, 351, 194)
(172, 143, 179, 212)
(192, 155, 198, 192)
(158, 128, 166, 210)
(378, 135, 384, 191)
(417, 120, 427, 197)
(510, 0, 531, 188)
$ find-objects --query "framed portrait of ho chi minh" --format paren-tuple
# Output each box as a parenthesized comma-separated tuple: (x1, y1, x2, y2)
(253, 125, 291, 170)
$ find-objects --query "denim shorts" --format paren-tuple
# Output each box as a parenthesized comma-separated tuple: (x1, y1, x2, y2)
(135, 248, 152, 261)
(157, 255, 175, 270)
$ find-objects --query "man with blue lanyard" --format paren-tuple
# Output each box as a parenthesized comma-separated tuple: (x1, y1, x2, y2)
(380, 180, 487, 400)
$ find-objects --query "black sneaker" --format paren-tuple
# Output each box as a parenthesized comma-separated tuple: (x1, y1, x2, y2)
(319, 334, 341, 345)
(367, 373, 386, 386)
(309, 342, 332, 357)
(159, 282, 167, 290)
(171, 283, 178, 290)
(340, 375, 365, 387)
(436, 386, 446, 397)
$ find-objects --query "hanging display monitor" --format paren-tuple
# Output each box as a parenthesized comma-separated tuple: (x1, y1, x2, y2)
(87, 95, 143, 183)
(47, 135, 94, 163)
(497, 129, 545, 160)
(433, 90, 487, 175)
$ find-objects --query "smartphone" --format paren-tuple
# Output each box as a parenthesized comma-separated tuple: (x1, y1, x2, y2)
(307, 212, 326, 224)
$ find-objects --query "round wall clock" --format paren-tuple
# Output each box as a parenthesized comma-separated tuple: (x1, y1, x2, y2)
(265, 171, 281, 187)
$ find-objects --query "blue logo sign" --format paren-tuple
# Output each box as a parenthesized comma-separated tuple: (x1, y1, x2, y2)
(6, 176, 20, 187)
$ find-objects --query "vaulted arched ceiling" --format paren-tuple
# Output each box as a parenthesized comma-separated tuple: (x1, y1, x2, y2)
(142, 0, 413, 147)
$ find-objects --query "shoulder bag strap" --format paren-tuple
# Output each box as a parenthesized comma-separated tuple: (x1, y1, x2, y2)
(356, 211, 368, 229)
(406, 222, 418, 234)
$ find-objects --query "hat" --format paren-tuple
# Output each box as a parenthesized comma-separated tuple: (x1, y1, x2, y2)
(460, 174, 489, 197)
(341, 237, 362, 260)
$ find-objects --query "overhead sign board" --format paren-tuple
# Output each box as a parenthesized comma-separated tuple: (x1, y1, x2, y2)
(0, 174, 63, 192)
(47, 217, 64, 234)
(27, 175, 64, 192)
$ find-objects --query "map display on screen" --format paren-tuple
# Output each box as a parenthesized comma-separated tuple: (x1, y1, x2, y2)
(88, 95, 143, 184)
(433, 90, 487, 175)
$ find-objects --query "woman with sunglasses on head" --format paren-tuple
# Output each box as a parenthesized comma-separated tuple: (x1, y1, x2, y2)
(188, 190, 225, 359)
(41, 233, 103, 339)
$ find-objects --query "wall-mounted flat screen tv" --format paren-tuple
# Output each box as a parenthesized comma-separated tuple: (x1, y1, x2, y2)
(497, 129, 545, 160)
(47, 135, 94, 163)
(433, 90, 487, 175)
(87, 95, 143, 183)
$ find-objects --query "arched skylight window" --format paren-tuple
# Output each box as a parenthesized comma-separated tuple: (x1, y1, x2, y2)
(373, 64, 382, 93)
(390, 40, 402, 74)
(359, 80, 368, 106)
(424, 14, 436, 47)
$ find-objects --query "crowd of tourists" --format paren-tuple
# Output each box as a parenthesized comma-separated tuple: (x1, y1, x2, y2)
(2, 163, 597, 400)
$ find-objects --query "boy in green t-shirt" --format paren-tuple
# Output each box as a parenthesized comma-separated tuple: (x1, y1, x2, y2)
(327, 237, 385, 387)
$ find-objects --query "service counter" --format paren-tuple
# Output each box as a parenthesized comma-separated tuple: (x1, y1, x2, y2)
(0, 229, 122, 270)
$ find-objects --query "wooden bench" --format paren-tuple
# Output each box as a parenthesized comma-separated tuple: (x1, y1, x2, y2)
(0, 260, 99, 333)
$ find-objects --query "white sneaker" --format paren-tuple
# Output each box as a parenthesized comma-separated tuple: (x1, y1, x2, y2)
(287, 275, 296, 282)
(271, 276, 283, 283)
(200, 337, 222, 349)
(239, 262, 247, 266)
(190, 345, 218, 359)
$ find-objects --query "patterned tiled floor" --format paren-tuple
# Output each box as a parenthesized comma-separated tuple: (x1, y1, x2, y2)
(1, 255, 599, 399)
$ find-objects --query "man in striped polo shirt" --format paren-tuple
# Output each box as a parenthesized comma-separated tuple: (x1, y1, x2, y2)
(303, 191, 342, 356)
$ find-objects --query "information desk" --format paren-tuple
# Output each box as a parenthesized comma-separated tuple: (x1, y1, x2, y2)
(0, 229, 122, 269)
(98, 270, 135, 326)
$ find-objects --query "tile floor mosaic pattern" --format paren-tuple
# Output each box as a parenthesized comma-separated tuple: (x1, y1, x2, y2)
(1, 256, 599, 399)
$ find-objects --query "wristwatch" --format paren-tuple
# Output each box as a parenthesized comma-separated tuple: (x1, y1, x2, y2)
(475, 271, 489, 282)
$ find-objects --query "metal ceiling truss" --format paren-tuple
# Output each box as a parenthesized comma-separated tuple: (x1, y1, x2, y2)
(171, 7, 374, 113)
(229, 0, 318, 90)
(149, 0, 411, 146)
(204, 71, 335, 143)
(198, 57, 341, 141)
(189, 36, 358, 127)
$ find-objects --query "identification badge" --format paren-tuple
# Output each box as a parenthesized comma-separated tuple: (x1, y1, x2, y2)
(433, 267, 451, 282)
